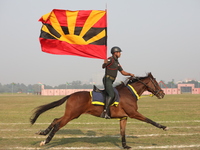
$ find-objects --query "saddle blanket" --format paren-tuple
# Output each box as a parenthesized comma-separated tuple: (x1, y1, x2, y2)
(90, 88, 119, 106)
(90, 84, 139, 106)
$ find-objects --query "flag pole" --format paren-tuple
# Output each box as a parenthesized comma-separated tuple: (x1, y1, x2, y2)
(12, 83, 13, 95)
(104, 4, 108, 112)
(105, 3, 108, 59)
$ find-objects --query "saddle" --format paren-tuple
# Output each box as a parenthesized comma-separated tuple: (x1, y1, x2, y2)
(91, 85, 120, 106)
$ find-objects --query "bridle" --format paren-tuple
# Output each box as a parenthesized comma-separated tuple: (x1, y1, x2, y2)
(148, 77, 163, 96)
(132, 76, 163, 97)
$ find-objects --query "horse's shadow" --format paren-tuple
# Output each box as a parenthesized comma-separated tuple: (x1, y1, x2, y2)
(33, 129, 139, 149)
(57, 129, 87, 135)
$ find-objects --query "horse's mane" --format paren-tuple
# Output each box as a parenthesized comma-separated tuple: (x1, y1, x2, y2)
(128, 76, 148, 84)
(115, 73, 150, 89)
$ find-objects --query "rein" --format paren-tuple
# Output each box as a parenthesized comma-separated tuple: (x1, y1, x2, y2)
(130, 77, 162, 97)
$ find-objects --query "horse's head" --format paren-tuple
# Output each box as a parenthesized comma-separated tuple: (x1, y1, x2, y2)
(144, 72, 165, 99)
(128, 72, 165, 99)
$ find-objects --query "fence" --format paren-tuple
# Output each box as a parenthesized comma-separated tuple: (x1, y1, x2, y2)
(41, 84, 200, 96)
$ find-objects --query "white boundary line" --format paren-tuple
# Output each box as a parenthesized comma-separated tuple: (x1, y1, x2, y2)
(0, 120, 200, 125)
(1, 126, 200, 131)
(2, 133, 200, 139)
(5, 144, 200, 149)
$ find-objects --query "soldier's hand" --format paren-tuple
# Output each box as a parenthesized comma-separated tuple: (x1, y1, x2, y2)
(130, 73, 135, 77)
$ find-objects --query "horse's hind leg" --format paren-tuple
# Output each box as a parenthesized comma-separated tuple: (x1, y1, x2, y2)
(40, 114, 82, 146)
(36, 118, 59, 136)
(40, 117, 65, 146)
(39, 93, 90, 146)
(40, 121, 60, 146)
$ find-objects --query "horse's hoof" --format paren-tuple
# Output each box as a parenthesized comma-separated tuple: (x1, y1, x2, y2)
(35, 130, 42, 135)
(163, 127, 169, 131)
(123, 145, 132, 149)
(40, 141, 46, 146)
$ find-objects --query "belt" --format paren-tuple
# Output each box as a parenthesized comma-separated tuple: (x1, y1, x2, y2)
(106, 75, 115, 81)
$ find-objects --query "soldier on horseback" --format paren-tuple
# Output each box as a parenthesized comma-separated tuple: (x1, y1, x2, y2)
(102, 46, 135, 119)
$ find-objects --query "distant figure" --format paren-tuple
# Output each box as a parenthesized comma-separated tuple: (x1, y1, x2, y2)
(102, 46, 134, 119)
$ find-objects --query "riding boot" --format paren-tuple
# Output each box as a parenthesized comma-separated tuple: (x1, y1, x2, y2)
(104, 97, 112, 119)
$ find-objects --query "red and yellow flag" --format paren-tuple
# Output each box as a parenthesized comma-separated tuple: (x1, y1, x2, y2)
(39, 9, 107, 59)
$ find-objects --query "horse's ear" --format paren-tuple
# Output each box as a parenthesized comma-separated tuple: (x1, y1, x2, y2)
(148, 72, 153, 77)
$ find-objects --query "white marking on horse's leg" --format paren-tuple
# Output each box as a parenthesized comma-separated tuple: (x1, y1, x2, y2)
(164, 127, 169, 131)
(40, 140, 46, 146)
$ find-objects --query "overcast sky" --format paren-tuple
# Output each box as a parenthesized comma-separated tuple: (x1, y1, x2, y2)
(1, 0, 200, 86)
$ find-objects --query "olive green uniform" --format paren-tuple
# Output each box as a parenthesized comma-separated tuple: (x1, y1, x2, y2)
(102, 56, 123, 99)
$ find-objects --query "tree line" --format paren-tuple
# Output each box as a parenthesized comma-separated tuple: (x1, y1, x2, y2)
(0, 80, 200, 94)
(0, 81, 104, 94)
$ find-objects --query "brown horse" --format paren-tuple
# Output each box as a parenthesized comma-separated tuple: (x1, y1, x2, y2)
(30, 72, 168, 149)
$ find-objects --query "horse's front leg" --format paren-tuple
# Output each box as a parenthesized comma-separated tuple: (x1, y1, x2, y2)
(129, 111, 168, 130)
(120, 118, 131, 149)
(145, 118, 168, 130)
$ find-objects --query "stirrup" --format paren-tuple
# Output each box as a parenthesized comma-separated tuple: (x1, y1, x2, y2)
(100, 110, 111, 119)
(100, 110, 106, 118)
(104, 113, 111, 119)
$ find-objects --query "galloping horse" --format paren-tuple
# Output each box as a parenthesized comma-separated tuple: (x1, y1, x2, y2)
(30, 72, 168, 149)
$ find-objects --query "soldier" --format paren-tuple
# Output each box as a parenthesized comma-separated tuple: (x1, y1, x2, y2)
(102, 46, 134, 119)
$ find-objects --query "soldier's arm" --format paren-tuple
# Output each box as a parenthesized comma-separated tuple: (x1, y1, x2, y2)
(120, 70, 134, 77)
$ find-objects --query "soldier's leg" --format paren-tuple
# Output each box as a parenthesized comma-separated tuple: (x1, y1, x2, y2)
(103, 77, 115, 119)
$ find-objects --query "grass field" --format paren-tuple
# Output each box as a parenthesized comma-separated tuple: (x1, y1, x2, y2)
(0, 94, 200, 150)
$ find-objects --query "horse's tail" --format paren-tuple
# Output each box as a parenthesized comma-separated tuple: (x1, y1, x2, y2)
(30, 95, 70, 125)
